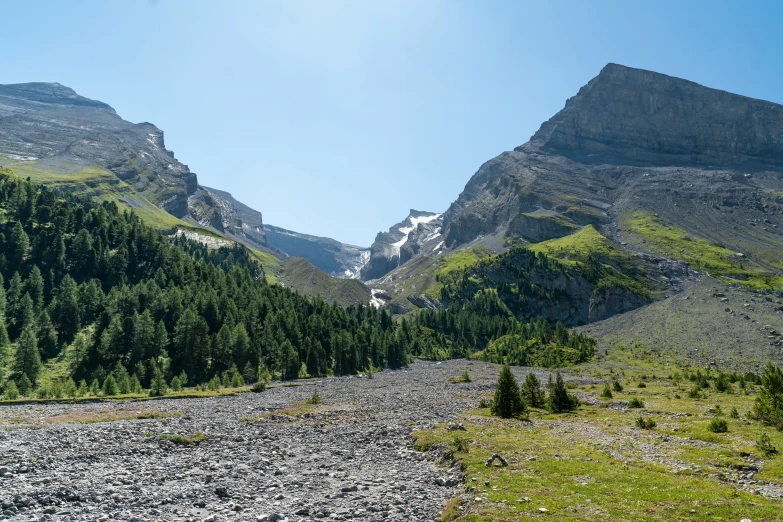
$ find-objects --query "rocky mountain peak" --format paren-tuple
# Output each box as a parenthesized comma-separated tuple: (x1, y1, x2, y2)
(527, 63, 783, 167)
(0, 82, 114, 116)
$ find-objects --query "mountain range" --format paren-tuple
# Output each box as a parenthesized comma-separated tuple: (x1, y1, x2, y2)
(2, 64, 783, 369)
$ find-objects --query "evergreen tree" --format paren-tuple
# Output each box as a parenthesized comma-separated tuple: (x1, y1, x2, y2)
(130, 375, 143, 394)
(149, 364, 167, 397)
(753, 363, 783, 428)
(18, 374, 32, 396)
(118, 375, 131, 394)
(521, 372, 546, 408)
(547, 372, 579, 413)
(36, 311, 59, 360)
(491, 366, 526, 418)
(13, 327, 41, 382)
(89, 378, 100, 396)
(280, 340, 299, 380)
(77, 379, 88, 397)
(4, 380, 18, 400)
(9, 221, 29, 266)
(102, 374, 119, 396)
(25, 266, 44, 313)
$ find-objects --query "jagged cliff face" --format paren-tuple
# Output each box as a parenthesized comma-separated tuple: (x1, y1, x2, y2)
(0, 83, 199, 217)
(263, 224, 369, 279)
(441, 64, 783, 266)
(360, 210, 443, 281)
(529, 63, 783, 167)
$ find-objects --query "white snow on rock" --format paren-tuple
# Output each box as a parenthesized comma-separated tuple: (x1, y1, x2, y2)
(391, 213, 442, 251)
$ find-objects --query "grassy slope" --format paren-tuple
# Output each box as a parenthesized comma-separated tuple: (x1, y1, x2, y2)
(621, 211, 783, 291)
(377, 246, 494, 311)
(3, 161, 215, 234)
(277, 257, 370, 307)
(417, 366, 783, 521)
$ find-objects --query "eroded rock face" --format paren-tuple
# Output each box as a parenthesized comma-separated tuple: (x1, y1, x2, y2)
(440, 64, 783, 267)
(361, 210, 443, 281)
(0, 83, 201, 217)
(529, 63, 783, 167)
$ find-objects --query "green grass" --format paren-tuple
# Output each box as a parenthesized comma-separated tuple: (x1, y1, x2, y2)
(621, 211, 783, 291)
(2, 161, 216, 234)
(530, 225, 634, 270)
(250, 248, 281, 284)
(415, 373, 783, 521)
(159, 431, 206, 445)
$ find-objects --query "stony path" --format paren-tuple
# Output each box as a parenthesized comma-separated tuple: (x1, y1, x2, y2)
(0, 360, 521, 522)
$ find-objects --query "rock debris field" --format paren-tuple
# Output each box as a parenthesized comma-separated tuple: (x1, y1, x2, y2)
(0, 360, 538, 522)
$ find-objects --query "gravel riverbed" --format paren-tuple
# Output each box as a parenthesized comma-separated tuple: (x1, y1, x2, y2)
(0, 360, 543, 522)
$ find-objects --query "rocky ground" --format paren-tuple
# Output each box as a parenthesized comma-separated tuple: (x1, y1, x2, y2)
(0, 360, 554, 522)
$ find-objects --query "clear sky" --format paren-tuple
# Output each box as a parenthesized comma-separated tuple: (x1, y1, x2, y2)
(4, 1, 782, 246)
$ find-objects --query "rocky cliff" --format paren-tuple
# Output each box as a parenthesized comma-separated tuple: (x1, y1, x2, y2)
(440, 64, 783, 270)
(0, 83, 202, 217)
(360, 210, 443, 281)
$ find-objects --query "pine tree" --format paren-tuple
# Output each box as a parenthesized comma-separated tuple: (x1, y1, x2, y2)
(25, 266, 44, 313)
(64, 378, 78, 398)
(4, 380, 19, 400)
(36, 311, 59, 360)
(9, 221, 29, 266)
(77, 379, 88, 397)
(491, 366, 526, 419)
(170, 375, 182, 391)
(130, 375, 143, 394)
(18, 374, 32, 396)
(280, 340, 299, 380)
(547, 372, 579, 413)
(149, 364, 167, 397)
(118, 375, 131, 395)
(521, 373, 546, 408)
(14, 327, 41, 382)
(89, 378, 100, 396)
(102, 374, 119, 396)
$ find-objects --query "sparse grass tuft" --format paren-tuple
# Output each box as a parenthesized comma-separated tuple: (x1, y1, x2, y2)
(160, 432, 206, 445)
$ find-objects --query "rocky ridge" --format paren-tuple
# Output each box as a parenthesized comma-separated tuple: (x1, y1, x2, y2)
(360, 210, 443, 281)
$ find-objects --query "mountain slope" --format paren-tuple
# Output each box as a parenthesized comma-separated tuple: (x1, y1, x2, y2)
(277, 257, 371, 307)
(263, 224, 369, 278)
(380, 64, 783, 319)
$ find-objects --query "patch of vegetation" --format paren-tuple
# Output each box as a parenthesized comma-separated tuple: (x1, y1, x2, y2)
(621, 211, 783, 290)
(450, 369, 472, 383)
(628, 397, 645, 408)
(707, 418, 728, 433)
(160, 431, 206, 445)
(635, 416, 657, 430)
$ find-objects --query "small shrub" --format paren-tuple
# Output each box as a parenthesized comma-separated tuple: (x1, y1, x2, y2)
(628, 398, 645, 409)
(637, 382, 647, 388)
(170, 376, 182, 392)
(714, 373, 731, 393)
(306, 387, 323, 405)
(478, 398, 493, 409)
(757, 433, 778, 457)
(688, 385, 702, 399)
(251, 381, 266, 393)
(460, 369, 471, 383)
(601, 383, 613, 399)
(208, 375, 222, 391)
(452, 434, 470, 453)
(612, 380, 623, 392)
(730, 407, 739, 419)
(635, 416, 657, 430)
(707, 418, 728, 433)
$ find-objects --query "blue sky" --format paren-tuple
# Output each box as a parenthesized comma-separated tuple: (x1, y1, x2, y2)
(4, 1, 782, 245)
